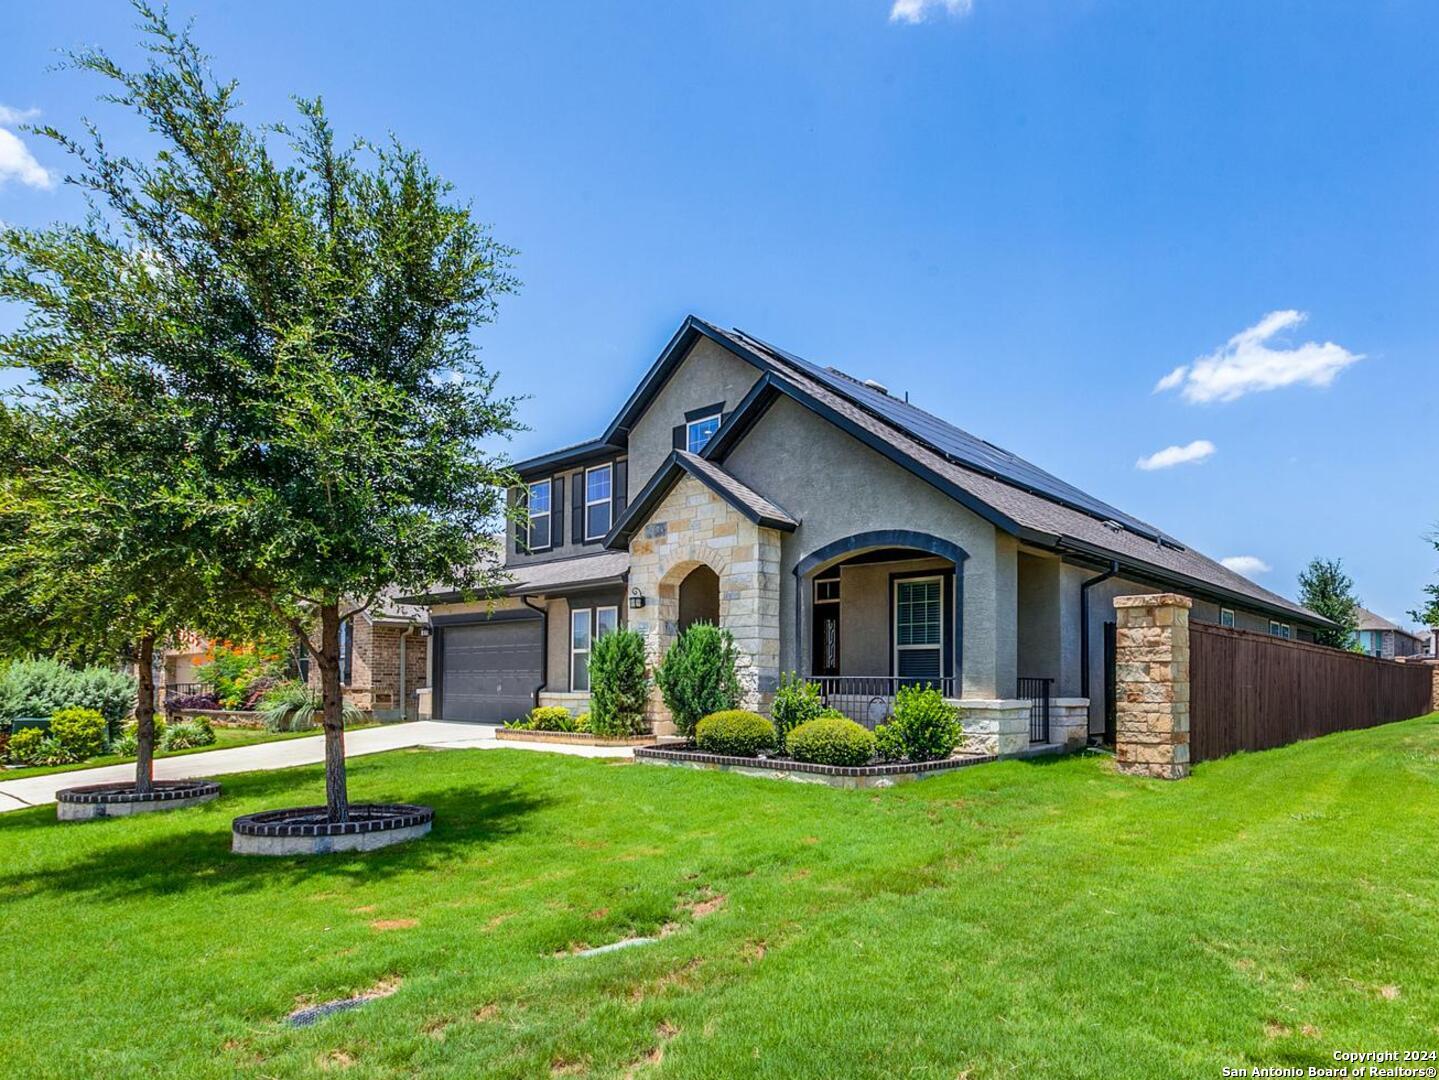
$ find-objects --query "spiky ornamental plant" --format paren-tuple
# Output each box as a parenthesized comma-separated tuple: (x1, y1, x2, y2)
(0, 4, 520, 821)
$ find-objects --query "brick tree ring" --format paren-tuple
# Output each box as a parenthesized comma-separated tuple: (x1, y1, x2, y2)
(230, 803, 434, 856)
(54, 779, 222, 822)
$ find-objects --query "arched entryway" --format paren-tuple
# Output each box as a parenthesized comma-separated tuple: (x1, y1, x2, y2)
(677, 564, 720, 632)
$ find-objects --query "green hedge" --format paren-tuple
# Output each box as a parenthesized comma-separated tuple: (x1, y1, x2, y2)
(786, 716, 876, 767)
(875, 685, 961, 763)
(695, 710, 775, 758)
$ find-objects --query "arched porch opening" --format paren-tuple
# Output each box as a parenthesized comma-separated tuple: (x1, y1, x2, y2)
(793, 530, 968, 726)
(677, 564, 720, 633)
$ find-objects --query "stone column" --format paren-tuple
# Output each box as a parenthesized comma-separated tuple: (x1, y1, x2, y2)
(1431, 662, 1439, 714)
(1113, 593, 1192, 780)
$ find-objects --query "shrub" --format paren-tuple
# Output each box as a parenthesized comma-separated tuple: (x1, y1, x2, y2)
(695, 710, 775, 757)
(167, 692, 220, 711)
(162, 718, 216, 751)
(257, 681, 363, 732)
(589, 629, 651, 737)
(874, 685, 961, 763)
(48, 707, 109, 761)
(786, 716, 876, 767)
(574, 711, 592, 733)
(124, 715, 167, 745)
(771, 673, 825, 745)
(196, 645, 283, 710)
(655, 623, 741, 737)
(6, 727, 49, 765)
(110, 732, 139, 757)
(0, 658, 136, 736)
(530, 706, 577, 732)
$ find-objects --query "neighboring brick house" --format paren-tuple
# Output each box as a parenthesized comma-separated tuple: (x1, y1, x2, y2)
(406, 315, 1331, 750)
(303, 593, 431, 720)
(1354, 606, 1425, 659)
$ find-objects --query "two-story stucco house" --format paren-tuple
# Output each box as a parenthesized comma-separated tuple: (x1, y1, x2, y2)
(414, 316, 1328, 753)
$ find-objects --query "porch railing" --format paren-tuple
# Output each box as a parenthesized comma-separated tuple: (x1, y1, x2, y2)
(164, 682, 214, 699)
(807, 675, 957, 730)
(1018, 676, 1052, 743)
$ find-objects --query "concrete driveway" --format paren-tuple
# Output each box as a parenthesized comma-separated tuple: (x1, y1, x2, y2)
(0, 720, 633, 813)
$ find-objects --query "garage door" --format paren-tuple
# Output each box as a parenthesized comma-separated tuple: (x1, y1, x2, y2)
(437, 617, 543, 724)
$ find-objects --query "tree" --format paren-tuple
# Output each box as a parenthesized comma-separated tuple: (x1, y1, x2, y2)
(1297, 557, 1361, 650)
(0, 4, 520, 821)
(0, 401, 271, 793)
(1411, 530, 1439, 630)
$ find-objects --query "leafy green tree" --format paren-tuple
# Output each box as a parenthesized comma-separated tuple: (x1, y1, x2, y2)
(587, 629, 651, 737)
(0, 4, 519, 821)
(655, 623, 741, 738)
(1408, 528, 1439, 632)
(1297, 557, 1361, 650)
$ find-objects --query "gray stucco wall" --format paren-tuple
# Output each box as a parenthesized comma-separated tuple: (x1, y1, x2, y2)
(626, 337, 762, 500)
(545, 596, 570, 691)
(1016, 551, 1061, 687)
(721, 395, 1007, 699)
(838, 557, 952, 676)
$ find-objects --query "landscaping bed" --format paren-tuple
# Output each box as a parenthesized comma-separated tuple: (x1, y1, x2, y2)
(496, 728, 664, 748)
(634, 742, 995, 787)
(55, 778, 221, 821)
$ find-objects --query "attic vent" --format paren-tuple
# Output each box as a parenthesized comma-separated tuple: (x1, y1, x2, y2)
(862, 378, 890, 396)
(1101, 519, 1124, 532)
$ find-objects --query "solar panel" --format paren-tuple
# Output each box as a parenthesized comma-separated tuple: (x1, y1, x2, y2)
(732, 329, 1168, 544)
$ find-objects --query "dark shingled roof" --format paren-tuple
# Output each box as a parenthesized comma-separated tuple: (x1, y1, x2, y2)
(606, 450, 799, 548)
(697, 322, 1324, 626)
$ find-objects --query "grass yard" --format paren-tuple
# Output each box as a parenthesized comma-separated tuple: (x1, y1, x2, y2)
(0, 721, 383, 781)
(1, 714, 1437, 1079)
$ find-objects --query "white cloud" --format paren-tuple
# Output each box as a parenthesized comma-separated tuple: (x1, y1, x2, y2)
(1136, 439, 1216, 471)
(0, 104, 53, 190)
(890, 0, 974, 24)
(1220, 555, 1271, 577)
(1156, 310, 1362, 404)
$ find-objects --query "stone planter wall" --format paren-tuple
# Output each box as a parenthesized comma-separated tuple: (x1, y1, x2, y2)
(1050, 698, 1091, 750)
(495, 728, 659, 748)
(955, 699, 1033, 756)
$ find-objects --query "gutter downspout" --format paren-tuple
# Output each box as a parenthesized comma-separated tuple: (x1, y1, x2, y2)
(398, 629, 407, 722)
(522, 596, 548, 709)
(1079, 560, 1120, 699)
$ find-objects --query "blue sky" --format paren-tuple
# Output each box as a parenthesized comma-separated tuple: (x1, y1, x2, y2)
(3, 1, 1436, 626)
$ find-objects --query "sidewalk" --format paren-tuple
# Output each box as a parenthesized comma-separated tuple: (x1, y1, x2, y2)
(0, 720, 633, 812)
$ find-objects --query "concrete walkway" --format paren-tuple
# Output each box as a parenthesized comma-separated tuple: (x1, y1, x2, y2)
(0, 720, 633, 812)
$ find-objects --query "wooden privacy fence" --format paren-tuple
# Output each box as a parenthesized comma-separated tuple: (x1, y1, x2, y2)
(1189, 623, 1434, 763)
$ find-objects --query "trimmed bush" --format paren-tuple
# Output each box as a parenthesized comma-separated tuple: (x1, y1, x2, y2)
(786, 716, 876, 767)
(49, 707, 108, 761)
(162, 718, 216, 751)
(874, 685, 961, 763)
(532, 706, 577, 732)
(574, 711, 592, 733)
(589, 629, 651, 737)
(6, 727, 49, 765)
(0, 658, 136, 737)
(771, 673, 825, 745)
(655, 622, 741, 738)
(124, 715, 167, 745)
(695, 710, 775, 757)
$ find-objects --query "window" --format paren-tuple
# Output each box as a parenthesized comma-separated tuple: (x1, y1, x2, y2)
(570, 605, 619, 692)
(527, 479, 552, 551)
(1220, 608, 1235, 629)
(894, 577, 943, 680)
(1268, 621, 1291, 639)
(338, 618, 354, 686)
(585, 464, 612, 541)
(686, 413, 721, 454)
(815, 578, 840, 603)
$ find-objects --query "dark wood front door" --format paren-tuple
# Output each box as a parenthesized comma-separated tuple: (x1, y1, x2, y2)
(812, 605, 840, 677)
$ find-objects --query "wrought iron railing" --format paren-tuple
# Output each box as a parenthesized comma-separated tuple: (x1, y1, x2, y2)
(1018, 676, 1052, 743)
(164, 682, 214, 699)
(807, 675, 957, 730)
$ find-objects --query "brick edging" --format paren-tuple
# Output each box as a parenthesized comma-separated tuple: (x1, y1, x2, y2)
(232, 803, 434, 838)
(55, 779, 222, 805)
(632, 745, 995, 778)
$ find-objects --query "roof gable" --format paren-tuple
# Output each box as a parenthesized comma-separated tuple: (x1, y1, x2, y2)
(605, 450, 798, 548)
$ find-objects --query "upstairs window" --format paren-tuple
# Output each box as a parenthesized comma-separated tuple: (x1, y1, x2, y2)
(585, 464, 612, 541)
(686, 413, 721, 454)
(527, 479, 552, 551)
(1220, 608, 1235, 629)
(1268, 620, 1291, 640)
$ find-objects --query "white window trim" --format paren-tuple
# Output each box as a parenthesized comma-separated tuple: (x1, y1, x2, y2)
(1220, 608, 1235, 628)
(584, 464, 613, 542)
(570, 605, 620, 692)
(686, 412, 722, 454)
(814, 578, 840, 604)
(527, 478, 552, 552)
(893, 576, 944, 677)
(1268, 620, 1292, 639)
(571, 608, 592, 693)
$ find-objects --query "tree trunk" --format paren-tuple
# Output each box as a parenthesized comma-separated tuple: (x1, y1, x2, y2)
(133, 634, 157, 794)
(318, 602, 350, 823)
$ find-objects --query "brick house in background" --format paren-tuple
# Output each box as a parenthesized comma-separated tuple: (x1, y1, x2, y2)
(303, 592, 431, 720)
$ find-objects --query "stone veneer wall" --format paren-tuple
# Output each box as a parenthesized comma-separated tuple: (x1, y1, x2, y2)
(627, 474, 782, 729)
(1113, 593, 1191, 780)
(305, 617, 428, 718)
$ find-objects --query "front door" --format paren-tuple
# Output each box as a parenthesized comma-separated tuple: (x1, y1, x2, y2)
(812, 596, 840, 677)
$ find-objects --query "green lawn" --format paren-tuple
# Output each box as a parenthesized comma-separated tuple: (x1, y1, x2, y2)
(2, 715, 1437, 1079)
(1, 722, 382, 781)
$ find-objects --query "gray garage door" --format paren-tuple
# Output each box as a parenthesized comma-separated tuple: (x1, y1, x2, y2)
(438, 618, 543, 724)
